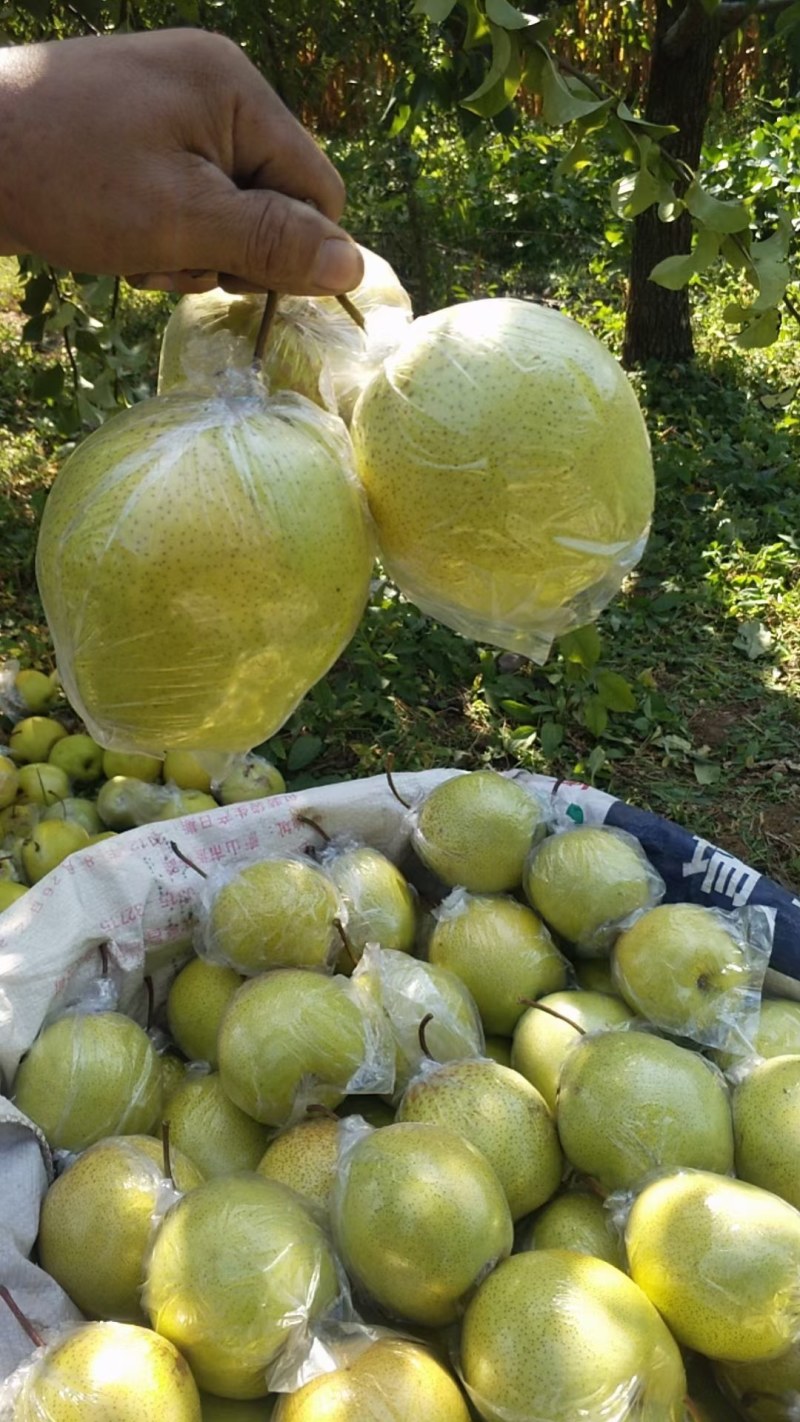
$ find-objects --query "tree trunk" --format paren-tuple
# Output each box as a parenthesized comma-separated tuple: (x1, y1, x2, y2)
(622, 0, 720, 367)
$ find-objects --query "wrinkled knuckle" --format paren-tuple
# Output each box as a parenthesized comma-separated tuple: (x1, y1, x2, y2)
(244, 194, 293, 286)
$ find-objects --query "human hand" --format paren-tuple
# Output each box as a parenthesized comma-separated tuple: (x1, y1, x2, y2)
(0, 28, 364, 295)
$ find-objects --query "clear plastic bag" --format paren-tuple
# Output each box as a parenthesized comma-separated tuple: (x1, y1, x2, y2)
(194, 853, 344, 976)
(523, 824, 665, 956)
(36, 377, 375, 756)
(317, 837, 417, 968)
(350, 297, 654, 663)
(409, 768, 551, 895)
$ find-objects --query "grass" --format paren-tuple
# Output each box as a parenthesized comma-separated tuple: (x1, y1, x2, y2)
(0, 254, 798, 891)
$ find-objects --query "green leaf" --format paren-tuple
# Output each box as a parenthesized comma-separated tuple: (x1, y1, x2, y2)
(500, 698, 534, 723)
(777, 0, 800, 34)
(32, 366, 65, 400)
(463, 0, 491, 48)
(611, 165, 671, 220)
(287, 735, 324, 772)
(649, 227, 721, 290)
(749, 213, 793, 312)
(485, 0, 529, 27)
(412, 0, 458, 19)
(615, 100, 678, 141)
(582, 696, 609, 738)
(737, 307, 781, 349)
(699, 0, 721, 12)
(558, 625, 602, 669)
(586, 745, 607, 781)
(694, 760, 721, 785)
(21, 314, 47, 345)
(539, 721, 564, 757)
(684, 180, 750, 234)
(532, 44, 611, 127)
(595, 670, 637, 713)
(462, 25, 522, 117)
(720, 233, 752, 272)
(21, 273, 53, 317)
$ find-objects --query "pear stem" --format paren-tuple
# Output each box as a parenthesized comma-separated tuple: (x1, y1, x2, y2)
(294, 813, 331, 844)
(385, 754, 411, 810)
(161, 1120, 175, 1189)
(143, 975, 154, 1033)
(98, 942, 110, 978)
(518, 998, 587, 1034)
(336, 293, 366, 330)
(252, 290, 280, 366)
(306, 1104, 340, 1122)
(418, 1011, 435, 1059)
(169, 842, 208, 879)
(0, 1287, 45, 1348)
(334, 917, 357, 970)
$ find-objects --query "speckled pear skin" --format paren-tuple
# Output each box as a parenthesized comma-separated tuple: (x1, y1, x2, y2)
(460, 1250, 686, 1422)
(626, 1170, 800, 1363)
(524, 826, 659, 952)
(413, 769, 546, 894)
(203, 859, 341, 975)
(162, 1072, 271, 1179)
(167, 959, 243, 1067)
(732, 1055, 800, 1209)
(36, 387, 374, 754)
(351, 298, 654, 656)
(256, 1117, 340, 1213)
(522, 1190, 624, 1268)
(272, 1337, 471, 1422)
(13, 1321, 202, 1421)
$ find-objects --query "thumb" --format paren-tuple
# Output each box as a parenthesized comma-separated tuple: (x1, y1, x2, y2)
(181, 180, 364, 296)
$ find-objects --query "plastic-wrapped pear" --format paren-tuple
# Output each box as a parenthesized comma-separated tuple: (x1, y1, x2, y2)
(524, 825, 663, 954)
(351, 297, 654, 660)
(412, 769, 546, 893)
(732, 1054, 800, 1209)
(36, 383, 374, 754)
(272, 1334, 470, 1421)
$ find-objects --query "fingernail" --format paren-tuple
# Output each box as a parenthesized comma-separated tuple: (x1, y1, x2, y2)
(311, 238, 362, 293)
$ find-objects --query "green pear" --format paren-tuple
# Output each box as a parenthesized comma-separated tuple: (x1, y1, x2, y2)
(510, 989, 635, 1113)
(354, 947, 483, 1095)
(96, 775, 166, 829)
(42, 796, 104, 835)
(102, 748, 163, 781)
(157, 788, 219, 821)
(523, 825, 659, 953)
(144, 1173, 339, 1398)
(200, 858, 341, 975)
(16, 761, 70, 805)
(557, 1029, 734, 1192)
(460, 1250, 686, 1422)
(167, 957, 243, 1066)
(573, 959, 618, 994)
(411, 769, 546, 892)
(350, 298, 653, 656)
(48, 732, 105, 782)
(272, 1335, 470, 1422)
(160, 1051, 189, 1108)
(626, 1169, 800, 1362)
(333, 1121, 513, 1326)
(324, 844, 416, 968)
(428, 891, 567, 1035)
(715, 1336, 800, 1422)
(710, 995, 800, 1070)
(163, 1071, 271, 1177)
(613, 903, 759, 1048)
(38, 1132, 204, 1321)
(215, 753, 286, 805)
(201, 1398, 276, 1420)
(36, 390, 375, 754)
(0, 879, 27, 910)
(256, 1116, 340, 1213)
(0, 751, 19, 808)
(732, 1054, 800, 1208)
(15, 667, 59, 713)
(11, 1320, 202, 1420)
(21, 818, 91, 883)
(14, 1010, 162, 1150)
(521, 1189, 624, 1267)
(218, 969, 384, 1126)
(9, 714, 67, 763)
(397, 1058, 562, 1220)
(482, 1035, 512, 1066)
(163, 749, 214, 791)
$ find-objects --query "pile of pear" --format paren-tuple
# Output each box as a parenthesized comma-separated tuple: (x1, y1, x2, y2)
(6, 763, 800, 1419)
(0, 663, 286, 910)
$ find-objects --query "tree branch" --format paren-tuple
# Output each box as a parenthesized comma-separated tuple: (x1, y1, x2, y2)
(663, 0, 719, 60)
(718, 0, 796, 33)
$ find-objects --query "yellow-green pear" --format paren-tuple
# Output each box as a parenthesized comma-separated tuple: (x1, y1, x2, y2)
(257, 1116, 340, 1213)
(14, 1010, 162, 1150)
(48, 732, 105, 782)
(164, 1071, 271, 1177)
(102, 748, 163, 781)
(557, 1029, 734, 1192)
(36, 388, 374, 754)
(9, 715, 67, 763)
(732, 1054, 800, 1208)
(411, 769, 545, 893)
(215, 753, 286, 804)
(96, 775, 166, 829)
(10, 1320, 202, 1420)
(218, 969, 388, 1127)
(144, 1173, 339, 1398)
(715, 1335, 800, 1422)
(160, 1051, 189, 1108)
(351, 298, 654, 657)
(460, 1250, 686, 1422)
(42, 796, 104, 835)
(199, 858, 341, 974)
(397, 1058, 562, 1220)
(38, 1132, 204, 1321)
(323, 844, 416, 968)
(163, 749, 214, 791)
(0, 880, 27, 910)
(521, 1189, 623, 1267)
(524, 825, 659, 953)
(201, 1397, 276, 1420)
(332, 1121, 513, 1327)
(573, 959, 618, 994)
(428, 890, 567, 1035)
(14, 667, 59, 713)
(0, 751, 19, 808)
(17, 761, 70, 805)
(626, 1169, 800, 1362)
(482, 1035, 512, 1066)
(510, 989, 635, 1113)
(613, 903, 758, 1047)
(157, 788, 218, 821)
(167, 957, 243, 1066)
(711, 996, 800, 1070)
(272, 1335, 470, 1421)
